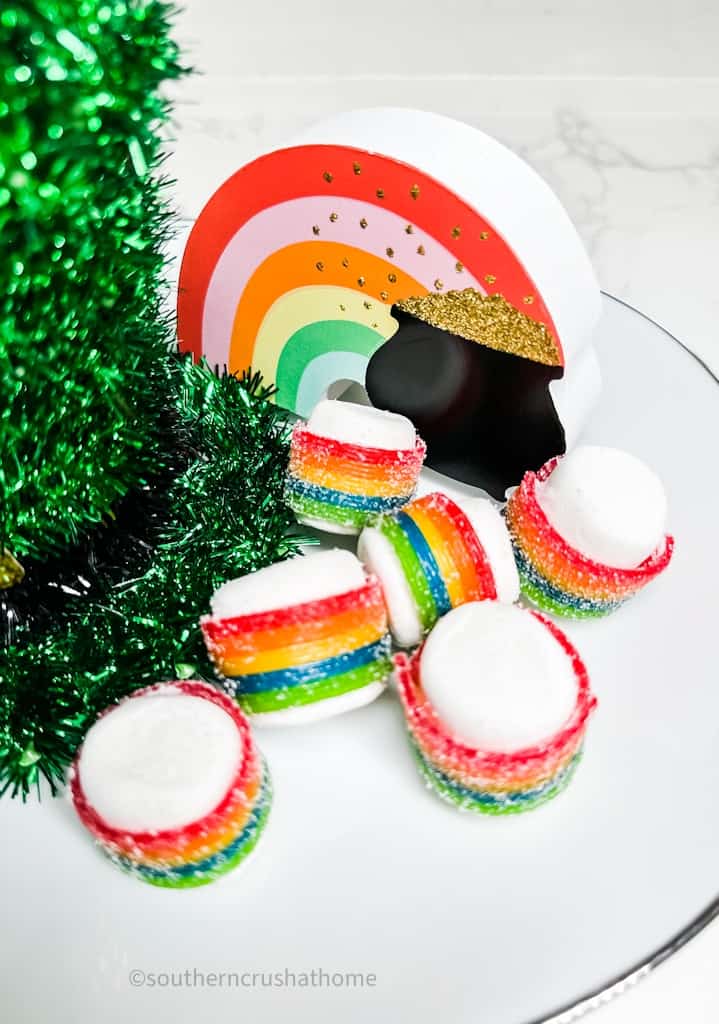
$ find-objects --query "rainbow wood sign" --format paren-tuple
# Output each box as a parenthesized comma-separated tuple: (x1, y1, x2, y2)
(178, 109, 601, 435)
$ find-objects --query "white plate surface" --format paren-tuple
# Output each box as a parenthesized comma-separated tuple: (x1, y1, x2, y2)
(1, 295, 717, 1024)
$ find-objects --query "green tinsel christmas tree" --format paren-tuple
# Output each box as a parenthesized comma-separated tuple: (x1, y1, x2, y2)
(1, 0, 180, 564)
(1, 2, 304, 797)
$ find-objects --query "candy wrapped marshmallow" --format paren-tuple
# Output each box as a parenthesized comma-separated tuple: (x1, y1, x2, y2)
(285, 399, 426, 535)
(358, 492, 519, 647)
(70, 681, 271, 888)
(396, 602, 596, 814)
(202, 550, 392, 724)
(506, 446, 674, 618)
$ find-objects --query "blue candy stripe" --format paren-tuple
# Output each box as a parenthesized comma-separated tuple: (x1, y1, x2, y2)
(513, 544, 620, 616)
(285, 474, 408, 513)
(228, 637, 392, 693)
(412, 741, 581, 808)
(111, 769, 272, 881)
(396, 512, 452, 617)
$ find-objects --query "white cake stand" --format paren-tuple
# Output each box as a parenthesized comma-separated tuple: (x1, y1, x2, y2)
(1, 294, 717, 1024)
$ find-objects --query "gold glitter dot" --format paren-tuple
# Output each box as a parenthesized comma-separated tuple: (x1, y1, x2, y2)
(342, 257, 350, 268)
(484, 274, 496, 285)
(434, 279, 444, 290)
(329, 212, 338, 222)
(480, 231, 490, 240)
(455, 261, 464, 273)
(395, 289, 561, 366)
(386, 247, 395, 258)
(359, 218, 368, 229)
(353, 162, 361, 175)
(451, 226, 461, 238)
(416, 245, 425, 256)
(312, 225, 320, 236)
(388, 273, 397, 283)
(372, 322, 379, 328)
(364, 300, 372, 309)
(523, 295, 535, 304)
(376, 188, 385, 198)
(357, 276, 366, 287)
(323, 171, 333, 183)
(405, 224, 414, 234)
(410, 184, 420, 200)
(380, 290, 389, 301)
(339, 304, 346, 311)
(315, 261, 324, 271)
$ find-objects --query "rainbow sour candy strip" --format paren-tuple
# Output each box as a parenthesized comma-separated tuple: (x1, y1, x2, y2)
(372, 492, 498, 637)
(202, 577, 392, 717)
(285, 423, 426, 530)
(109, 767, 273, 889)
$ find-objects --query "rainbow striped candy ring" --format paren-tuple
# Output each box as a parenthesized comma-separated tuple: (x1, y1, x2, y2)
(70, 681, 271, 888)
(395, 606, 597, 815)
(285, 418, 426, 536)
(506, 456, 674, 619)
(202, 565, 392, 725)
(358, 492, 519, 648)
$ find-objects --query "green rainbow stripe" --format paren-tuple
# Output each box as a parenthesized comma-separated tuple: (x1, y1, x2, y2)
(276, 320, 384, 412)
(234, 657, 391, 714)
(285, 491, 372, 529)
(376, 514, 437, 630)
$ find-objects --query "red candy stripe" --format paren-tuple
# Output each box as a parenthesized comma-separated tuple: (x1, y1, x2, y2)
(290, 422, 426, 470)
(201, 575, 386, 643)
(71, 681, 258, 848)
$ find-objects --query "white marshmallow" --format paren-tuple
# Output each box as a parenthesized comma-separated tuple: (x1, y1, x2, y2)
(307, 398, 416, 450)
(536, 445, 667, 569)
(421, 603, 578, 752)
(358, 526, 423, 648)
(458, 498, 520, 603)
(77, 688, 242, 832)
(210, 549, 366, 619)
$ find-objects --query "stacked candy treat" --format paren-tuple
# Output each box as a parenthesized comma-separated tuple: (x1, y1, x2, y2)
(395, 602, 597, 814)
(70, 681, 271, 887)
(202, 549, 392, 725)
(285, 399, 426, 534)
(506, 446, 674, 618)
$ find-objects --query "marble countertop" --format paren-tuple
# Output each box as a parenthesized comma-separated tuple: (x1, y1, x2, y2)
(165, 3, 719, 1020)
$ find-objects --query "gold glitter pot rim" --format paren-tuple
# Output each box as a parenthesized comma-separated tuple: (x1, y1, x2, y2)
(395, 288, 561, 366)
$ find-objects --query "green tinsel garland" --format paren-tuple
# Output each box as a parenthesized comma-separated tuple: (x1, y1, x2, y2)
(0, 360, 307, 798)
(0, 0, 183, 563)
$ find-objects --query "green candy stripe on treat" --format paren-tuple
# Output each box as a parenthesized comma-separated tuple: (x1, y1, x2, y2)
(236, 658, 391, 714)
(286, 492, 371, 529)
(412, 744, 581, 816)
(376, 515, 437, 631)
